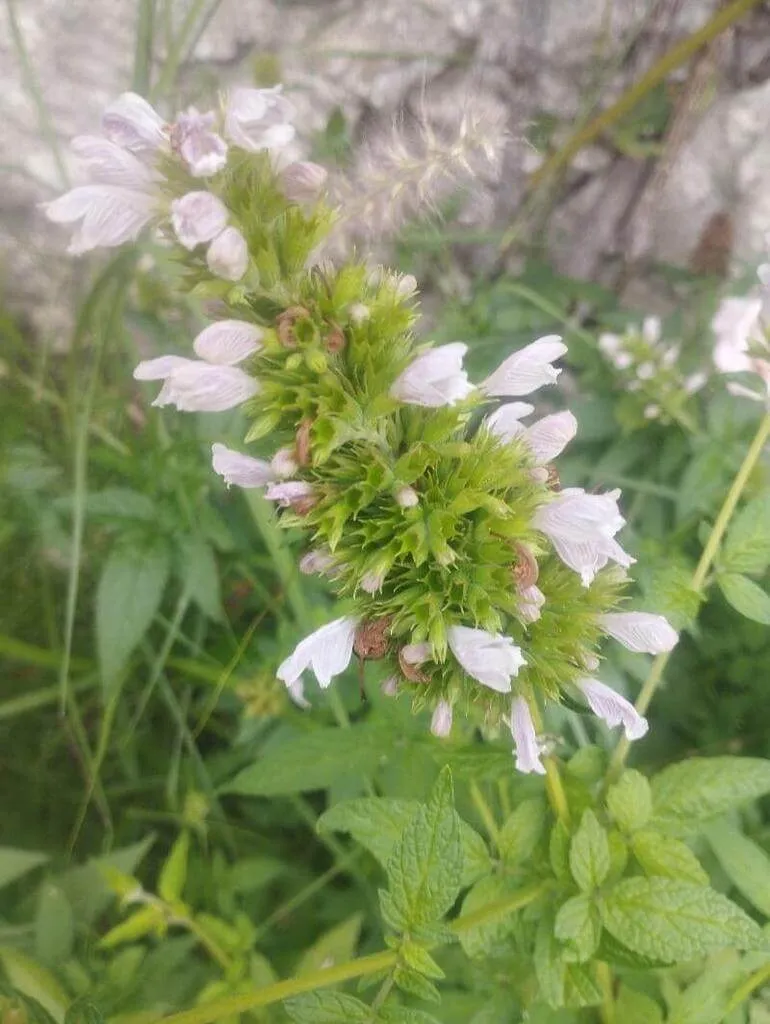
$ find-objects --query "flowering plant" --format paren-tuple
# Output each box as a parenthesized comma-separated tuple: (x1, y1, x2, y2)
(39, 83, 770, 1024)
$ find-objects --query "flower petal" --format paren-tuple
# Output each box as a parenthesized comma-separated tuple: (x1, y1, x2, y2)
(71, 135, 157, 188)
(599, 612, 678, 654)
(43, 185, 156, 253)
(510, 697, 546, 774)
(207, 227, 249, 281)
(193, 320, 263, 365)
(225, 86, 296, 153)
(484, 402, 534, 442)
(430, 700, 453, 738)
(264, 481, 315, 508)
(171, 191, 229, 250)
(133, 355, 196, 380)
(152, 363, 258, 412)
(172, 108, 228, 177)
(524, 411, 578, 465)
(448, 625, 525, 693)
(102, 92, 168, 156)
(280, 161, 328, 203)
(277, 616, 358, 688)
(390, 343, 474, 407)
(211, 443, 274, 488)
(481, 335, 567, 397)
(578, 677, 648, 740)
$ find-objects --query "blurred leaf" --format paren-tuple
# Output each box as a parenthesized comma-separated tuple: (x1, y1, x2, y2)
(720, 491, 770, 575)
(631, 831, 708, 885)
(157, 830, 189, 904)
(34, 883, 75, 965)
(606, 770, 652, 834)
(718, 573, 770, 625)
(177, 535, 223, 621)
(294, 913, 363, 977)
(651, 757, 770, 830)
(614, 986, 664, 1024)
(705, 821, 770, 916)
(284, 991, 372, 1023)
(0, 948, 68, 1023)
(498, 798, 547, 867)
(0, 848, 48, 890)
(569, 810, 609, 893)
(554, 894, 601, 963)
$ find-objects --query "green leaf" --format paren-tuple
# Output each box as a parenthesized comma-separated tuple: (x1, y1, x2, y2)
(98, 905, 165, 948)
(96, 540, 170, 691)
(0, 947, 69, 1023)
(554, 894, 602, 963)
(385, 767, 463, 930)
(651, 757, 770, 829)
(614, 986, 664, 1024)
(157, 830, 189, 903)
(721, 491, 770, 574)
(295, 913, 363, 977)
(534, 912, 564, 1009)
(318, 797, 488, 887)
(0, 848, 48, 890)
(606, 770, 652, 833)
(284, 991, 372, 1023)
(600, 878, 766, 963)
(704, 821, 770, 916)
(177, 535, 223, 621)
(400, 941, 444, 980)
(224, 723, 392, 796)
(632, 831, 708, 886)
(34, 884, 75, 965)
(563, 964, 602, 1008)
(393, 965, 440, 1003)
(718, 573, 770, 625)
(569, 810, 610, 892)
(378, 1009, 442, 1024)
(666, 958, 747, 1024)
(498, 798, 547, 867)
(63, 999, 105, 1024)
(550, 820, 571, 882)
(457, 873, 520, 958)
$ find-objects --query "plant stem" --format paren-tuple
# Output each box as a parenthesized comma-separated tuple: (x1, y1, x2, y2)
(469, 780, 500, 848)
(597, 961, 615, 1023)
(529, 699, 570, 825)
(725, 959, 770, 1013)
(608, 410, 770, 778)
(154, 882, 550, 1024)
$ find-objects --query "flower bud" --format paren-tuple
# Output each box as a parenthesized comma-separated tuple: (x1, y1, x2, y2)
(430, 700, 453, 738)
(207, 227, 248, 281)
(171, 191, 228, 250)
(280, 161, 328, 203)
(349, 303, 370, 324)
(381, 676, 399, 697)
(271, 447, 299, 477)
(395, 485, 419, 508)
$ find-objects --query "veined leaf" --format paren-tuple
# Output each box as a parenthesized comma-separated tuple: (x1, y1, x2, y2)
(651, 757, 770, 829)
(718, 573, 770, 625)
(284, 991, 372, 1023)
(705, 821, 770, 917)
(569, 810, 609, 892)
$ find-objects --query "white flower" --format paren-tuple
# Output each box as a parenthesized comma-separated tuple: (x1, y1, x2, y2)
(101, 92, 168, 157)
(395, 485, 419, 508)
(484, 402, 534, 442)
(481, 335, 567, 397)
(211, 443, 274, 488)
(277, 616, 358, 689)
(135, 359, 258, 412)
(599, 612, 678, 654)
(523, 411, 578, 464)
(598, 332, 632, 371)
(287, 678, 310, 709)
(510, 697, 546, 775)
(447, 625, 525, 693)
(70, 135, 159, 188)
(271, 447, 299, 478)
(712, 297, 763, 374)
(264, 481, 315, 508)
(225, 86, 295, 153)
(400, 642, 432, 667)
(643, 404, 660, 419)
(578, 678, 648, 740)
(299, 549, 336, 575)
(193, 320, 263, 364)
(390, 343, 474, 407)
(171, 108, 228, 177)
(637, 362, 655, 380)
(207, 226, 249, 280)
(642, 316, 662, 345)
(171, 191, 229, 250)
(280, 161, 328, 203)
(430, 700, 453, 738)
(517, 584, 545, 624)
(44, 185, 157, 254)
(534, 487, 635, 586)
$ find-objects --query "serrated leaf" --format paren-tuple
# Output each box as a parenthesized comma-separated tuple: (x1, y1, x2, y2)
(569, 810, 610, 892)
(295, 913, 363, 977)
(378, 1009, 442, 1024)
(385, 767, 462, 930)
(600, 878, 766, 963)
(393, 965, 440, 1003)
(400, 941, 444, 979)
(705, 822, 770, 916)
(224, 723, 392, 796)
(721, 492, 770, 574)
(284, 991, 372, 1023)
(0, 848, 48, 890)
(158, 831, 189, 903)
(651, 757, 770, 829)
(498, 798, 547, 867)
(598, 929, 670, 969)
(718, 573, 770, 625)
(606, 770, 652, 833)
(96, 540, 170, 692)
(554, 894, 602, 963)
(318, 798, 488, 887)
(456, 874, 520, 958)
(563, 963, 602, 1008)
(615, 985, 664, 1024)
(632, 831, 708, 885)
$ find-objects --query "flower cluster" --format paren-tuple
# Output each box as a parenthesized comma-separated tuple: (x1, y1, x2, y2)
(49, 86, 679, 774)
(598, 316, 705, 427)
(712, 264, 770, 405)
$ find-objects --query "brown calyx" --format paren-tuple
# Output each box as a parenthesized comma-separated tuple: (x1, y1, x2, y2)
(545, 465, 561, 490)
(325, 322, 346, 353)
(295, 418, 312, 467)
(354, 617, 393, 660)
(291, 495, 318, 517)
(398, 647, 429, 684)
(512, 542, 539, 589)
(276, 305, 310, 349)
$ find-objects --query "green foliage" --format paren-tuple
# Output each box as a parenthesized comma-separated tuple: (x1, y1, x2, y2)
(651, 757, 770, 828)
(569, 810, 610, 893)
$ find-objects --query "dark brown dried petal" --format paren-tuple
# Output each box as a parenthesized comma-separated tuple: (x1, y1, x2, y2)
(546, 465, 561, 491)
(291, 495, 318, 516)
(276, 305, 310, 349)
(325, 323, 346, 353)
(295, 418, 312, 467)
(354, 617, 393, 660)
(512, 542, 539, 588)
(398, 647, 429, 683)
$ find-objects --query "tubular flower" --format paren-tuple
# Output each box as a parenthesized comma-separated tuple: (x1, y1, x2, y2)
(52, 81, 676, 771)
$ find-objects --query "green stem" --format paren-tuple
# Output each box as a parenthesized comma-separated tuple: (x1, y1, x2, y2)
(469, 780, 500, 848)
(154, 882, 549, 1024)
(608, 410, 770, 778)
(529, 699, 570, 825)
(597, 961, 615, 1023)
(724, 959, 770, 1014)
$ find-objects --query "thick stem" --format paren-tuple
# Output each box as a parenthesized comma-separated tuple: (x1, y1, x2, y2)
(155, 882, 550, 1024)
(608, 411, 770, 778)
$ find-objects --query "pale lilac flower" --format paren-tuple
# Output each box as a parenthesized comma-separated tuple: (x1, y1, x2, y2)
(534, 487, 635, 586)
(207, 226, 249, 280)
(102, 92, 168, 157)
(171, 192, 229, 250)
(523, 411, 578, 464)
(271, 447, 299, 478)
(390, 343, 474, 407)
(361, 569, 386, 594)
(637, 362, 655, 380)
(517, 584, 545, 624)
(578, 678, 648, 740)
(393, 273, 418, 300)
(484, 402, 535, 442)
(447, 625, 526, 693)
(287, 678, 310, 709)
(299, 549, 336, 576)
(135, 359, 258, 412)
(193, 320, 263, 364)
(70, 136, 159, 188)
(277, 616, 358, 689)
(599, 612, 678, 654)
(598, 333, 632, 371)
(481, 336, 567, 397)
(211, 443, 274, 488)
(280, 161, 328, 203)
(264, 481, 315, 508)
(395, 485, 419, 508)
(642, 316, 662, 345)
(400, 642, 432, 668)
(684, 371, 707, 394)
(430, 700, 453, 738)
(381, 676, 399, 697)
(225, 86, 295, 153)
(171, 108, 228, 177)
(712, 295, 770, 402)
(510, 697, 546, 775)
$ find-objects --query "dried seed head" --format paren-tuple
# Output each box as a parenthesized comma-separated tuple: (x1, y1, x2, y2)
(512, 542, 539, 588)
(354, 617, 393, 660)
(276, 306, 310, 349)
(295, 418, 313, 467)
(325, 322, 346, 354)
